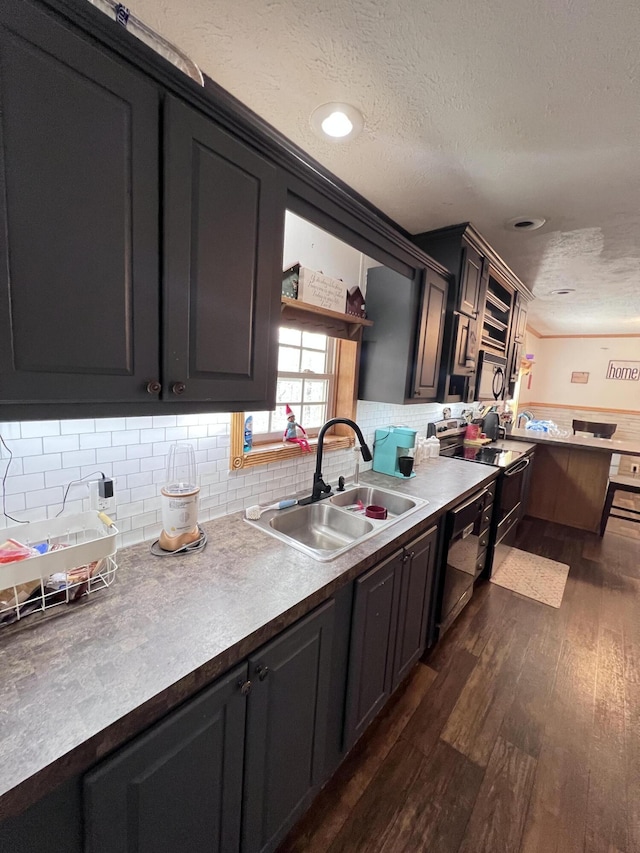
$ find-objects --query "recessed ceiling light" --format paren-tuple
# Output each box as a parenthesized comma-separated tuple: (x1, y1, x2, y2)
(310, 102, 364, 142)
(549, 288, 576, 296)
(505, 216, 547, 231)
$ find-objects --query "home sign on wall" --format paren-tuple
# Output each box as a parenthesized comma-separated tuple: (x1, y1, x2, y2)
(606, 360, 640, 381)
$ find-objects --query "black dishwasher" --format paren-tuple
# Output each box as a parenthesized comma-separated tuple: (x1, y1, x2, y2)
(438, 487, 493, 635)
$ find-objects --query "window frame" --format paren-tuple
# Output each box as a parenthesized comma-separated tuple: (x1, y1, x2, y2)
(230, 334, 360, 470)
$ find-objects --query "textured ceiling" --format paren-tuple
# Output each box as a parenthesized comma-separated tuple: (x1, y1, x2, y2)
(128, 0, 640, 335)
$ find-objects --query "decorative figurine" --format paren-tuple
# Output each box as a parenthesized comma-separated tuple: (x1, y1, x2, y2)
(283, 405, 311, 452)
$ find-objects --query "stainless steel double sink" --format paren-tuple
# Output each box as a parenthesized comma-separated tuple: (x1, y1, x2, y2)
(245, 486, 428, 561)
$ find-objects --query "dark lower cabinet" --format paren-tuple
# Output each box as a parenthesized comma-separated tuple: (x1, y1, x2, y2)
(242, 599, 335, 853)
(344, 524, 438, 748)
(84, 662, 248, 853)
(344, 549, 403, 747)
(392, 525, 438, 689)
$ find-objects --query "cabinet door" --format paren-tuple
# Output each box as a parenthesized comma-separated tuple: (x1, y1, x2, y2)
(344, 550, 402, 749)
(163, 96, 284, 408)
(413, 268, 448, 400)
(451, 313, 479, 376)
(242, 599, 335, 853)
(515, 295, 528, 341)
(84, 663, 248, 853)
(0, 0, 160, 405)
(392, 525, 438, 689)
(458, 241, 484, 317)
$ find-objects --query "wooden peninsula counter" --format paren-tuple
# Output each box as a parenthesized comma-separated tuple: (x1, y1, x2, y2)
(508, 428, 640, 532)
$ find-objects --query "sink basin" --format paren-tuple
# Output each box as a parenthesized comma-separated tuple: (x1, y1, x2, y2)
(245, 484, 427, 561)
(330, 486, 419, 518)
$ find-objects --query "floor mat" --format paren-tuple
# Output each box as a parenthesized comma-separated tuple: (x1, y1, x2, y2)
(490, 547, 570, 608)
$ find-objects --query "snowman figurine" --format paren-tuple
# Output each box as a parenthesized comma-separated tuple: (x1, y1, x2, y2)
(283, 404, 311, 452)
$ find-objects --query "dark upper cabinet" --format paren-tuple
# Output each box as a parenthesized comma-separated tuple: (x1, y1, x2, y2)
(412, 223, 533, 402)
(0, 0, 159, 405)
(514, 293, 528, 341)
(242, 599, 335, 853)
(412, 267, 448, 400)
(0, 0, 284, 416)
(459, 240, 485, 317)
(359, 265, 449, 404)
(163, 96, 283, 407)
(84, 663, 248, 853)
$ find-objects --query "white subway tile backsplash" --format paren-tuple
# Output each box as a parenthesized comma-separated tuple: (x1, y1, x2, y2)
(125, 417, 151, 430)
(0, 422, 22, 439)
(4, 472, 45, 494)
(117, 500, 145, 519)
(112, 430, 140, 446)
(62, 450, 97, 469)
(8, 437, 43, 457)
(44, 435, 79, 454)
(113, 459, 141, 477)
(0, 400, 492, 551)
(60, 419, 95, 435)
(26, 487, 64, 509)
(140, 428, 165, 444)
(23, 454, 63, 475)
(152, 415, 177, 428)
(127, 471, 153, 490)
(97, 447, 127, 463)
(166, 427, 189, 441)
(80, 432, 112, 450)
(21, 420, 61, 438)
(45, 467, 81, 488)
(177, 414, 201, 426)
(95, 418, 126, 432)
(130, 484, 156, 503)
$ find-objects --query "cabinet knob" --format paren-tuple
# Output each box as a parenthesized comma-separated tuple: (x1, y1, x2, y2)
(238, 680, 252, 696)
(171, 382, 186, 395)
(146, 380, 161, 395)
(255, 664, 270, 681)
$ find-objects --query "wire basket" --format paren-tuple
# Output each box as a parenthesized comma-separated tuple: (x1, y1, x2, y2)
(0, 511, 118, 627)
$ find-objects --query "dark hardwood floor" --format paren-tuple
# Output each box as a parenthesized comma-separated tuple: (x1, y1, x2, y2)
(279, 514, 640, 853)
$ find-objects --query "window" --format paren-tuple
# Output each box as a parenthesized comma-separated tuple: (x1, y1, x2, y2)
(230, 331, 361, 470)
(249, 327, 335, 441)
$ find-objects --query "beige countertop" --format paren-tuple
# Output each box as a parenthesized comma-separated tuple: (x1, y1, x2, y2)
(0, 458, 499, 820)
(508, 427, 640, 456)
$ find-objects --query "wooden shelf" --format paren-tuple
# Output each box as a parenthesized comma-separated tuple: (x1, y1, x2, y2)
(485, 290, 510, 314)
(280, 297, 373, 340)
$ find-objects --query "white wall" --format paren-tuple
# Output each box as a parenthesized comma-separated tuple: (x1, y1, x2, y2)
(520, 335, 640, 410)
(283, 211, 379, 292)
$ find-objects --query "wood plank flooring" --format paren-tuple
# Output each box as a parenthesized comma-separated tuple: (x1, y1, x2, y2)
(279, 515, 640, 853)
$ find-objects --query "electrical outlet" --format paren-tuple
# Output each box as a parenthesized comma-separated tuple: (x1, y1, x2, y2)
(89, 480, 116, 514)
(632, 464, 639, 475)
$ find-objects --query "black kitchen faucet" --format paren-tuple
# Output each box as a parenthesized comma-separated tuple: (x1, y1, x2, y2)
(299, 418, 372, 504)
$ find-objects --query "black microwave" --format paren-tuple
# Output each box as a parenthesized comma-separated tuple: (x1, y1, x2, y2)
(476, 351, 507, 400)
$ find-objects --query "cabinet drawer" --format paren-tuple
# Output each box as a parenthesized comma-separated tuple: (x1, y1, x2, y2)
(479, 527, 491, 550)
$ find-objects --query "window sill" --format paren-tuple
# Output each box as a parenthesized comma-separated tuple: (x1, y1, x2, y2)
(230, 417, 354, 470)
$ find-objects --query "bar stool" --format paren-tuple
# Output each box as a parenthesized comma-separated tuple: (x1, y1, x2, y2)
(600, 474, 640, 535)
(572, 419, 617, 438)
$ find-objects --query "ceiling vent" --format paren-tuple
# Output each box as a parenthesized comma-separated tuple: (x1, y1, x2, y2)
(506, 216, 546, 231)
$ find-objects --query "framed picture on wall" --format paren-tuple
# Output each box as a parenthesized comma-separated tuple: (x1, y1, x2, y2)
(571, 371, 589, 384)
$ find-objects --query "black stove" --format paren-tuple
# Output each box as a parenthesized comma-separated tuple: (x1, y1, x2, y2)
(427, 419, 527, 468)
